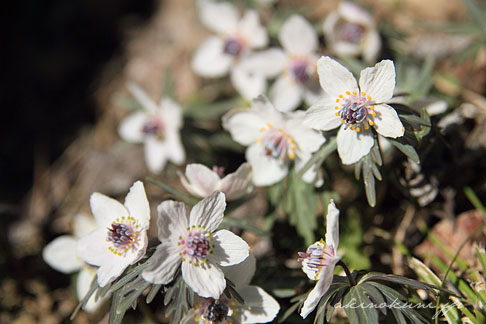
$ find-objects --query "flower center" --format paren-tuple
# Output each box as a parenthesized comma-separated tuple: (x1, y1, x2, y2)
(212, 166, 225, 178)
(206, 302, 229, 323)
(106, 216, 139, 256)
(338, 22, 365, 44)
(223, 36, 245, 56)
(335, 91, 376, 132)
(178, 225, 215, 267)
(290, 58, 313, 84)
(298, 239, 335, 280)
(193, 298, 239, 324)
(256, 123, 297, 161)
(142, 116, 165, 140)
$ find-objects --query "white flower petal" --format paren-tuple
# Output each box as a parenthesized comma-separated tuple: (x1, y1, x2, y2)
(222, 110, 266, 146)
(118, 112, 146, 143)
(142, 242, 182, 284)
(238, 286, 280, 324)
(317, 56, 358, 99)
(362, 30, 381, 63)
(160, 98, 183, 130)
(124, 181, 150, 229)
(269, 76, 303, 112)
(221, 253, 256, 287)
(144, 137, 168, 173)
(246, 143, 288, 186)
(325, 200, 339, 251)
(77, 229, 116, 269)
(230, 64, 266, 101)
(182, 260, 226, 298)
(302, 86, 324, 107)
(90, 192, 128, 228)
(337, 126, 374, 164)
(285, 111, 326, 153)
(323, 12, 340, 44)
(72, 214, 97, 238)
(127, 82, 158, 113)
(339, 2, 374, 26)
(279, 15, 317, 55)
(43, 236, 83, 274)
(217, 162, 253, 200)
(165, 130, 185, 165)
(372, 104, 404, 138)
(96, 258, 131, 287)
(156, 200, 189, 241)
(181, 164, 220, 198)
(304, 96, 343, 131)
(295, 154, 322, 185)
(251, 95, 284, 123)
(189, 192, 226, 231)
(300, 257, 340, 318)
(359, 60, 395, 103)
(333, 41, 361, 57)
(197, 0, 238, 33)
(238, 10, 267, 48)
(78, 267, 108, 312)
(239, 48, 286, 78)
(210, 229, 249, 267)
(192, 36, 233, 77)
(373, 105, 405, 138)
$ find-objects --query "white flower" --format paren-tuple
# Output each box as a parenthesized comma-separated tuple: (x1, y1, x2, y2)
(304, 57, 404, 165)
(142, 192, 249, 299)
(42, 214, 109, 312)
(241, 15, 324, 112)
(223, 95, 325, 186)
(192, 0, 268, 100)
(77, 181, 151, 287)
(179, 163, 253, 200)
(298, 200, 341, 318)
(181, 254, 280, 324)
(323, 2, 381, 63)
(118, 83, 185, 173)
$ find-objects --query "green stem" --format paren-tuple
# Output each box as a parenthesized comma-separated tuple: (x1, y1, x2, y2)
(337, 260, 356, 286)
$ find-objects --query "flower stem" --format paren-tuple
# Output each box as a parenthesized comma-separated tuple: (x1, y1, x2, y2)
(337, 260, 356, 286)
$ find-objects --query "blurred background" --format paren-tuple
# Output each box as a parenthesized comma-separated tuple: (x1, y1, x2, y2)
(1, 0, 485, 323)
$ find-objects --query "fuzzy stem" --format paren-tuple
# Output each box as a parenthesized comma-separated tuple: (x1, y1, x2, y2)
(337, 260, 356, 286)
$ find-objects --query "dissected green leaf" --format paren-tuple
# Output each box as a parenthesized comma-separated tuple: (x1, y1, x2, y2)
(343, 284, 379, 324)
(388, 137, 420, 164)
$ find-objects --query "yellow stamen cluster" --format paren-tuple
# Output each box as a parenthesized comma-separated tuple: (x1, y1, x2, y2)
(256, 122, 298, 161)
(107, 216, 139, 256)
(335, 91, 375, 133)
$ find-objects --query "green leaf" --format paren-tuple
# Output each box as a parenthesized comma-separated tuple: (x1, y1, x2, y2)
(388, 137, 420, 164)
(146, 177, 199, 205)
(362, 156, 377, 207)
(287, 168, 318, 244)
(408, 257, 442, 287)
(297, 136, 337, 179)
(146, 284, 162, 304)
(343, 284, 379, 324)
(360, 283, 387, 315)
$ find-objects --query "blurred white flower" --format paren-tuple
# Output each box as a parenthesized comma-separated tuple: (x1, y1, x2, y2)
(142, 192, 249, 299)
(323, 2, 381, 63)
(181, 254, 280, 324)
(298, 201, 341, 318)
(179, 163, 253, 200)
(305, 57, 404, 165)
(223, 95, 325, 186)
(42, 214, 109, 312)
(242, 15, 324, 112)
(77, 181, 151, 287)
(118, 83, 185, 173)
(192, 0, 269, 100)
